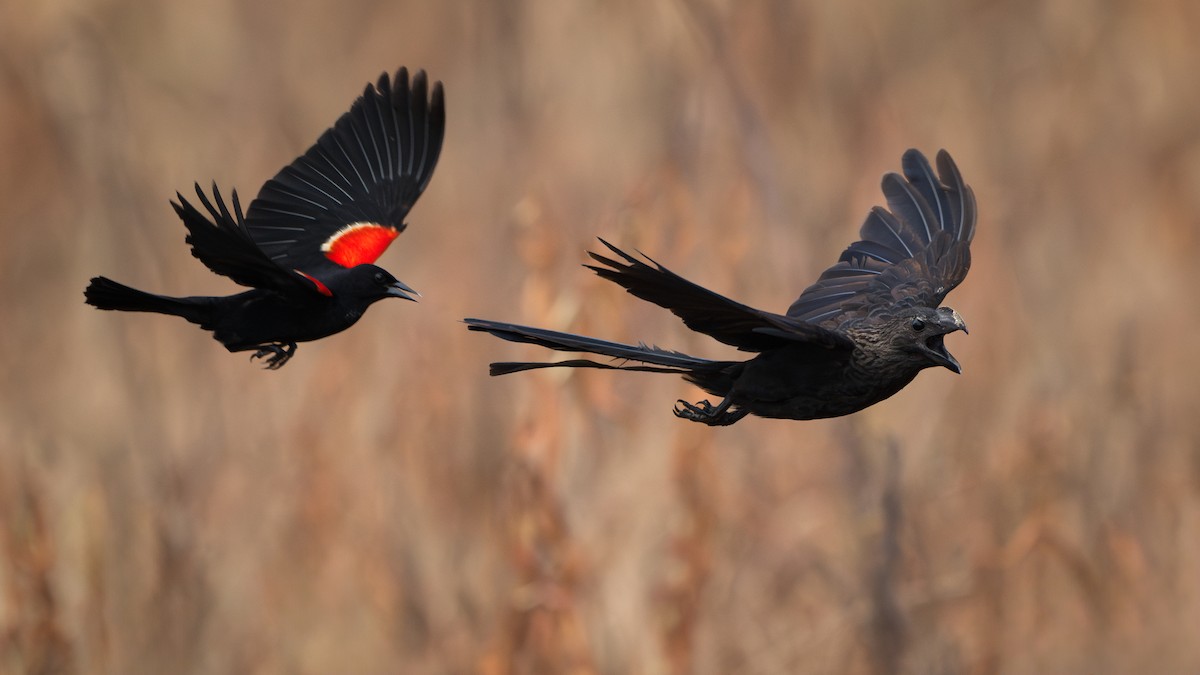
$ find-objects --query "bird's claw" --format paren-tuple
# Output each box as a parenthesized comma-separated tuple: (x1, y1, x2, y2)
(674, 399, 714, 417)
(673, 398, 747, 426)
(249, 342, 296, 370)
(674, 398, 720, 423)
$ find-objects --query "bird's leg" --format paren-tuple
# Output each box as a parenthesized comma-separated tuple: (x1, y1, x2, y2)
(249, 342, 297, 370)
(673, 396, 748, 426)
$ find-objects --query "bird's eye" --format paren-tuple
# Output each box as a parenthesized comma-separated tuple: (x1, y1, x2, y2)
(373, 272, 385, 283)
(911, 318, 926, 332)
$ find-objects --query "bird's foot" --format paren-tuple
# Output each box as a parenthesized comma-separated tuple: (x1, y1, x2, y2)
(673, 399, 746, 426)
(675, 399, 717, 417)
(249, 342, 296, 370)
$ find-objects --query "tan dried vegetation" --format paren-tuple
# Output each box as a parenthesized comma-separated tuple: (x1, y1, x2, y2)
(1, 1, 1199, 673)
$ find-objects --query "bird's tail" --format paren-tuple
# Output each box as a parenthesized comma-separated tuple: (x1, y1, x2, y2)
(464, 318, 739, 391)
(84, 277, 211, 325)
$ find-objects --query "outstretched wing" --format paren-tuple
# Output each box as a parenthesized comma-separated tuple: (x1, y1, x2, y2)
(588, 240, 852, 352)
(242, 67, 446, 276)
(174, 183, 330, 297)
(787, 149, 976, 328)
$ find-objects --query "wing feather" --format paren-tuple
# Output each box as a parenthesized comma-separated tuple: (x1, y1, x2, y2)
(174, 183, 320, 296)
(787, 149, 975, 328)
(588, 240, 852, 352)
(241, 68, 446, 274)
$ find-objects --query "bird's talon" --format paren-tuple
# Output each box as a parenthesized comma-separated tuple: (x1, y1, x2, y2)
(673, 399, 714, 422)
(249, 343, 294, 370)
(673, 399, 702, 416)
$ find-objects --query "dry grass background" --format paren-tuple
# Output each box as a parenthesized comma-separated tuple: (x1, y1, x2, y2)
(1, 0, 1199, 673)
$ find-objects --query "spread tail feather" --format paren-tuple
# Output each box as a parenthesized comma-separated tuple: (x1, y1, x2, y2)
(84, 277, 210, 324)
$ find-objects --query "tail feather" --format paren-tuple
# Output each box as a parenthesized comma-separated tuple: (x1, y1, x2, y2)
(465, 318, 740, 396)
(84, 277, 209, 324)
(463, 314, 724, 372)
(489, 358, 701, 377)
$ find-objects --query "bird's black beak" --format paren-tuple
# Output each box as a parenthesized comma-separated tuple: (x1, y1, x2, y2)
(387, 279, 419, 302)
(921, 309, 967, 374)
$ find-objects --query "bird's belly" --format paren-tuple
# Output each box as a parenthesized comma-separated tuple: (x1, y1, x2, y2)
(749, 384, 900, 420)
(211, 294, 357, 347)
(731, 351, 917, 420)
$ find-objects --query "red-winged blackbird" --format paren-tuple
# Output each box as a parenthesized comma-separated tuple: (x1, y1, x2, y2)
(85, 68, 444, 369)
(467, 149, 975, 425)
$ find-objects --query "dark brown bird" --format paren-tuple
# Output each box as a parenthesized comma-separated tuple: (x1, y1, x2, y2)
(466, 149, 975, 425)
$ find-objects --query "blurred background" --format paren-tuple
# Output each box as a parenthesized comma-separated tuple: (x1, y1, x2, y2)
(2, 0, 1199, 673)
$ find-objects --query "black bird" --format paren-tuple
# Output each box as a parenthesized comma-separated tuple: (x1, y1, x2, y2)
(466, 149, 975, 425)
(85, 68, 445, 369)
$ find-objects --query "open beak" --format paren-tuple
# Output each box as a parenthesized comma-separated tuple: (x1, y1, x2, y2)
(387, 279, 419, 302)
(921, 310, 967, 374)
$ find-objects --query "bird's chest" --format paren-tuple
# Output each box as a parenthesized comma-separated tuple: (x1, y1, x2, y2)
(341, 305, 365, 324)
(850, 350, 918, 395)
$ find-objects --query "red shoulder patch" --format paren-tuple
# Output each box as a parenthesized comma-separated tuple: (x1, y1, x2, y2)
(294, 269, 333, 297)
(321, 222, 400, 267)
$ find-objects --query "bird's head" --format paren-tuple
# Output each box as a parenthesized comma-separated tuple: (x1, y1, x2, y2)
(337, 264, 419, 303)
(873, 306, 968, 374)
